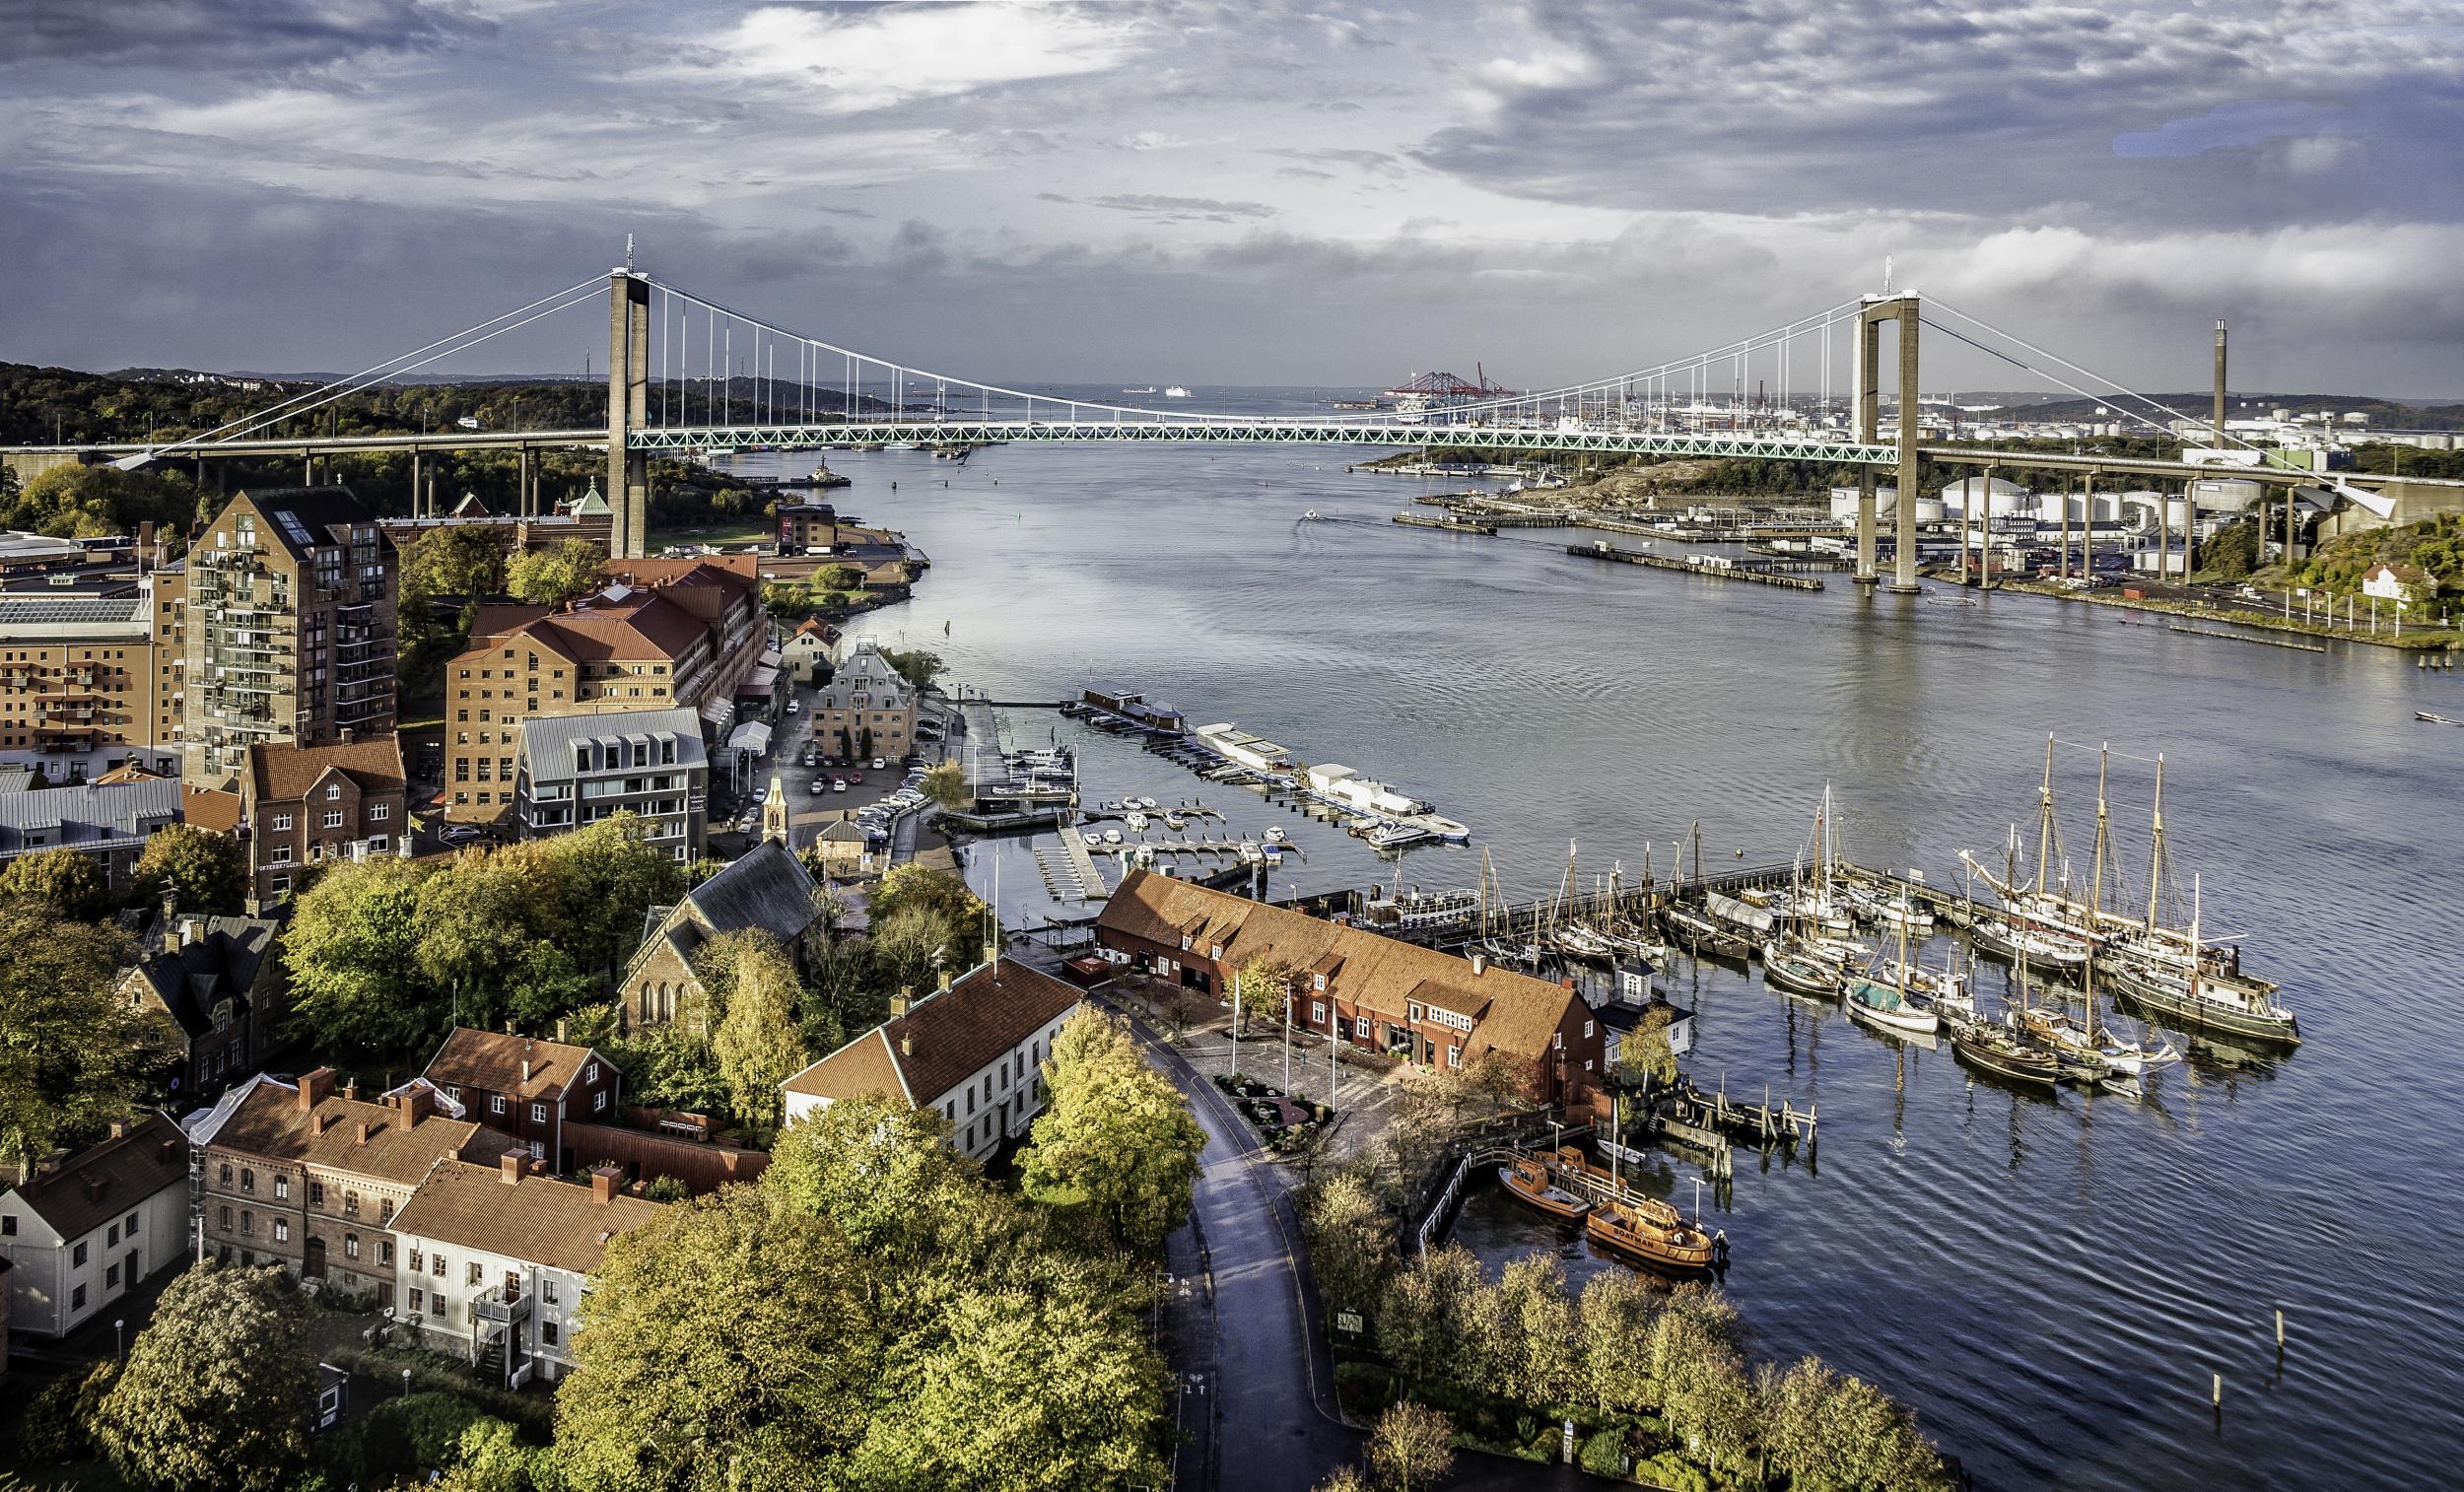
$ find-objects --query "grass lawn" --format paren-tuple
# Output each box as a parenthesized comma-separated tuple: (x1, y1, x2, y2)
(650, 518, 771, 549)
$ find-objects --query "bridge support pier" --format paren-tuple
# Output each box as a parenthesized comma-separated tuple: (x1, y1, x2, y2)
(1857, 295, 1923, 591)
(607, 269, 650, 558)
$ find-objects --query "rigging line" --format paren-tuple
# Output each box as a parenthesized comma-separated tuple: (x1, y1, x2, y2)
(1924, 297, 2310, 474)
(1917, 320, 2189, 443)
(155, 277, 605, 454)
(168, 285, 606, 454)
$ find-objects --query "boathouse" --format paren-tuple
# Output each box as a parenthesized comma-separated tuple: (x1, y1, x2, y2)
(1095, 869, 1604, 1108)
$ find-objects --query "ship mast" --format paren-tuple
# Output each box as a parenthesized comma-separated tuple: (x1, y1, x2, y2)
(2085, 744, 2109, 1045)
(2033, 733, 2056, 896)
(2144, 754, 2167, 936)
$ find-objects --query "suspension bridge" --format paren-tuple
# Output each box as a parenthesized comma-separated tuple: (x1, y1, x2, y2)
(8, 254, 2408, 585)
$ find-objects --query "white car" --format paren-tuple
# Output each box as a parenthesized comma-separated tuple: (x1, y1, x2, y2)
(809, 779, 828, 795)
(870, 757, 887, 770)
(787, 701, 801, 714)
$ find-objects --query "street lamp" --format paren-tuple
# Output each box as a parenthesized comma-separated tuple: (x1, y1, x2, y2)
(1691, 1176, 1706, 1229)
(401, 1367, 413, 1398)
(114, 1318, 125, 1360)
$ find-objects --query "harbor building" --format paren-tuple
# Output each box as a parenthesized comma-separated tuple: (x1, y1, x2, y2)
(510, 707, 709, 861)
(181, 489, 396, 791)
(776, 501, 840, 554)
(811, 641, 918, 762)
(1096, 869, 1604, 1109)
(0, 1115, 189, 1340)
(779, 956, 1082, 1161)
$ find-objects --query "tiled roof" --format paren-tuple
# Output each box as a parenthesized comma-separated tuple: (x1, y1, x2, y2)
(196, 1074, 514, 1186)
(781, 958, 1081, 1109)
(246, 737, 407, 805)
(183, 786, 242, 833)
(391, 1158, 666, 1274)
(4, 1115, 186, 1243)
(424, 1028, 603, 1102)
(1097, 870, 1580, 1061)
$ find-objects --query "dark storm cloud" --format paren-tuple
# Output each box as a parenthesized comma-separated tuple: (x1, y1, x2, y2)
(13, 0, 489, 73)
(1411, 0, 2464, 230)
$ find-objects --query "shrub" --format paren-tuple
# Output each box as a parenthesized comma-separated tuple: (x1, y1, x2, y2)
(15, 1365, 105, 1461)
(646, 1175, 689, 1202)
(1634, 1451, 1716, 1492)
(1578, 1427, 1626, 1477)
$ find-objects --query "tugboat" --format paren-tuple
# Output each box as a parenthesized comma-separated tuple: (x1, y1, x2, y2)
(1585, 1194, 1719, 1275)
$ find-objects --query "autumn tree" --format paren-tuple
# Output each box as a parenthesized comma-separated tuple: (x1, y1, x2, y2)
(1366, 1401, 1456, 1492)
(0, 847, 107, 918)
(1761, 1357, 1953, 1492)
(506, 537, 608, 606)
(1374, 1245, 1483, 1391)
(712, 931, 809, 1131)
(128, 823, 247, 916)
(919, 761, 968, 809)
(1022, 1009, 1205, 1257)
(865, 863, 989, 972)
(0, 900, 153, 1172)
(1574, 1266, 1665, 1414)
(1490, 1254, 1578, 1406)
(91, 1264, 317, 1492)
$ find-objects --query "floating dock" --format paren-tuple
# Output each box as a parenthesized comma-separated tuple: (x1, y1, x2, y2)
(1393, 512, 1498, 535)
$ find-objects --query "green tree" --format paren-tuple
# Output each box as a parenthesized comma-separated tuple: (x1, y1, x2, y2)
(1575, 1266, 1665, 1413)
(540, 812, 683, 983)
(1651, 1289, 1755, 1481)
(865, 863, 988, 966)
(1762, 1357, 1952, 1492)
(555, 1187, 874, 1491)
(1492, 1254, 1578, 1407)
(506, 537, 608, 605)
(1366, 1401, 1456, 1492)
(415, 846, 546, 1030)
(0, 847, 107, 918)
(878, 646, 943, 695)
(712, 932, 809, 1131)
(0, 900, 153, 1172)
(284, 856, 438, 1061)
(399, 521, 513, 606)
(1298, 1168, 1398, 1315)
(1021, 1009, 1205, 1257)
(129, 823, 247, 916)
(1312, 1468, 1373, 1492)
(919, 761, 968, 810)
(3, 463, 199, 540)
(1374, 1245, 1482, 1390)
(819, 562, 867, 592)
(842, 1270, 1170, 1491)
(763, 1094, 988, 1267)
(91, 1264, 317, 1492)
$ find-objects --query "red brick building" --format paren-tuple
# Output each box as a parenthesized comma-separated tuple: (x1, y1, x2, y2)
(1095, 869, 1604, 1107)
(418, 1029, 621, 1172)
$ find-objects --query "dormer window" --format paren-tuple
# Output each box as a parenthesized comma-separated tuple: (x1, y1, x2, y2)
(1313, 974, 1326, 991)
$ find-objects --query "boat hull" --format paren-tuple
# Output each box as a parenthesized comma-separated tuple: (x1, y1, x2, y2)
(1497, 1163, 1591, 1224)
(1763, 951, 1841, 997)
(1950, 1031, 2064, 1090)
(2102, 964, 2301, 1047)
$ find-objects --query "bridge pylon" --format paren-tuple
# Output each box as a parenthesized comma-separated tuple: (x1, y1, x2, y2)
(1858, 295, 1923, 592)
(607, 270, 650, 558)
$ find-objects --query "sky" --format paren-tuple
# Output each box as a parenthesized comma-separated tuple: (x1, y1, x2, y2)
(6, 0, 2464, 397)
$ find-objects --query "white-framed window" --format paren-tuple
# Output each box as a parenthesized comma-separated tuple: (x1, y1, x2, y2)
(271, 845, 293, 866)
(326, 784, 342, 800)
(1209, 943, 1222, 960)
(367, 836, 387, 851)
(270, 813, 293, 832)
(593, 1090, 607, 1112)
(323, 810, 344, 828)
(1180, 934, 1193, 951)
(491, 1095, 507, 1114)
(1448, 1045, 1462, 1068)
(1311, 1001, 1326, 1026)
(1354, 1016, 1369, 1038)
(369, 803, 389, 821)
(273, 1177, 289, 1199)
(273, 1220, 290, 1243)
(1407, 1002, 1422, 1023)
(530, 1103, 547, 1123)
(1584, 1019, 1595, 1038)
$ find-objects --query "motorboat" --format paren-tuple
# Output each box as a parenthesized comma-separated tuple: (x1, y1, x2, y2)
(1125, 811, 1148, 833)
(1163, 385, 1192, 399)
(1585, 1195, 1718, 1275)
(1102, 829, 1124, 846)
(1263, 825, 1287, 843)
(1081, 832, 1102, 847)
(1163, 812, 1187, 831)
(1497, 1156, 1591, 1224)
(1367, 821, 1431, 850)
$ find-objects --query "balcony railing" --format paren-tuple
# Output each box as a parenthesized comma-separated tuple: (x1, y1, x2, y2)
(470, 1288, 531, 1326)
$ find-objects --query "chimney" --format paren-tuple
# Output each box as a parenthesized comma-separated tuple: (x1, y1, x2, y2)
(157, 1137, 179, 1165)
(589, 1166, 622, 1205)
(500, 1151, 526, 1186)
(899, 1030, 913, 1058)
(107, 1118, 130, 1141)
(397, 1085, 433, 1125)
(520, 1057, 532, 1083)
(342, 1079, 358, 1102)
(296, 1067, 336, 1112)
(179, 916, 202, 948)
(555, 1018, 568, 1044)
(84, 1174, 106, 1203)
(936, 968, 952, 993)
(1471, 953, 1486, 977)
(160, 894, 179, 953)
(34, 1149, 69, 1180)
(890, 988, 910, 1019)
(354, 1120, 371, 1147)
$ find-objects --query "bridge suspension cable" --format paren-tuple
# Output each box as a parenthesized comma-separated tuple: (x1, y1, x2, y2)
(135, 278, 608, 461)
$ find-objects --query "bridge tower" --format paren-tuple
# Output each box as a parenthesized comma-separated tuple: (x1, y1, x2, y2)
(1856, 295, 1923, 592)
(606, 269, 650, 558)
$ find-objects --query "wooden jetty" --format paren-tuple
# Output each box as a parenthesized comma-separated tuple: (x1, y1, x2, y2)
(1569, 541, 1824, 591)
(2169, 624, 2328, 653)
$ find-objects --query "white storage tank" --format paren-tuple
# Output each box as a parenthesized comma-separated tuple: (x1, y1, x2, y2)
(1939, 475, 2033, 520)
(2191, 478, 2264, 513)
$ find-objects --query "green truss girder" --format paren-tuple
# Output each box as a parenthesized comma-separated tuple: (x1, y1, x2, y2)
(625, 421, 1898, 464)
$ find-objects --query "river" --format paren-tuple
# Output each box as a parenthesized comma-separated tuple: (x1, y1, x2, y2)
(708, 409, 2463, 1490)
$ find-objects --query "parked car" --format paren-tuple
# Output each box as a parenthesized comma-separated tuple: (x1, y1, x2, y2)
(786, 700, 801, 714)
(870, 757, 888, 770)
(440, 825, 486, 844)
(831, 777, 848, 793)
(847, 771, 863, 784)
(809, 779, 828, 795)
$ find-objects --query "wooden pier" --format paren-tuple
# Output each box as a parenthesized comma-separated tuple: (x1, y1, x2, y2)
(1392, 513, 1497, 535)
(1568, 541, 1825, 591)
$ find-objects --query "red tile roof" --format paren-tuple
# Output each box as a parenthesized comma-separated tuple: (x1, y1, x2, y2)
(246, 737, 407, 804)
(390, 1158, 666, 1274)
(424, 1028, 605, 1102)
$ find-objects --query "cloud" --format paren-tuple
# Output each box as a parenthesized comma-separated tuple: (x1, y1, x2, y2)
(672, 2, 1152, 115)
(2111, 101, 2344, 158)
(4, 0, 489, 73)
(1081, 194, 1278, 224)
(1265, 147, 1405, 177)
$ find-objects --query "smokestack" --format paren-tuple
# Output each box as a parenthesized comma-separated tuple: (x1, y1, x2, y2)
(2214, 318, 2228, 445)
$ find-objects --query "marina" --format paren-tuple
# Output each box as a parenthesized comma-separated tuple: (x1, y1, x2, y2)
(743, 441, 2463, 1491)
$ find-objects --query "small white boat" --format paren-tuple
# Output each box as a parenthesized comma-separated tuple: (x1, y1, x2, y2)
(1163, 812, 1187, 831)
(1125, 811, 1148, 833)
(1263, 825, 1287, 843)
(1301, 509, 1323, 521)
(1138, 795, 1160, 809)
(1102, 829, 1124, 846)
(1874, 895, 1936, 932)
(1164, 385, 1192, 399)
(1368, 821, 1431, 850)
(1081, 832, 1102, 847)
(1846, 976, 1941, 1035)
